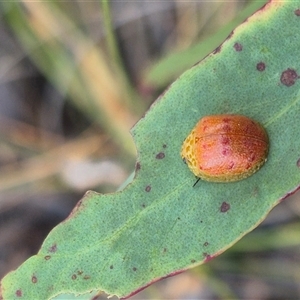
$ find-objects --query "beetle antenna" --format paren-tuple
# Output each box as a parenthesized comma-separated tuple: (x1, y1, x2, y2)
(193, 178, 201, 187)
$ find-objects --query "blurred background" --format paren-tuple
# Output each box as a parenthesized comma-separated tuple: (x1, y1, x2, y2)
(1, 1, 300, 299)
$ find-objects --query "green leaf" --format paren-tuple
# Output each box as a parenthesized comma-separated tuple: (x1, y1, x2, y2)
(1, 1, 300, 299)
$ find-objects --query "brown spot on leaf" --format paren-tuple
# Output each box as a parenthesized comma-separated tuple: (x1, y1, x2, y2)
(71, 274, 77, 280)
(83, 275, 90, 280)
(31, 275, 37, 283)
(141, 203, 146, 208)
(280, 68, 298, 86)
(295, 9, 300, 16)
(44, 255, 51, 260)
(133, 267, 137, 272)
(156, 152, 165, 159)
(163, 248, 167, 253)
(213, 45, 222, 54)
(110, 265, 114, 269)
(203, 242, 209, 247)
(297, 158, 300, 168)
(256, 62, 266, 71)
(48, 244, 57, 253)
(77, 270, 83, 275)
(234, 42, 243, 51)
(145, 185, 151, 192)
(220, 201, 230, 213)
(15, 290, 22, 297)
(204, 253, 213, 262)
(135, 162, 141, 171)
(191, 259, 196, 263)
(163, 144, 167, 148)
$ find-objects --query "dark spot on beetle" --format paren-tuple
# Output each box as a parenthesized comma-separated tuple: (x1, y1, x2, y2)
(221, 136, 230, 145)
(135, 162, 141, 171)
(77, 270, 83, 275)
(133, 267, 137, 271)
(222, 124, 231, 132)
(295, 9, 300, 16)
(213, 45, 221, 54)
(222, 118, 230, 123)
(110, 265, 114, 269)
(44, 255, 51, 260)
(220, 201, 230, 213)
(228, 161, 235, 169)
(234, 42, 243, 51)
(248, 153, 256, 162)
(163, 144, 167, 148)
(222, 148, 230, 156)
(280, 68, 298, 86)
(83, 275, 90, 280)
(156, 152, 165, 159)
(195, 137, 200, 143)
(48, 243, 57, 253)
(71, 274, 77, 280)
(297, 158, 300, 168)
(203, 242, 209, 247)
(256, 62, 266, 71)
(32, 275, 37, 283)
(245, 163, 252, 169)
(15, 290, 22, 297)
(191, 259, 196, 263)
(145, 185, 151, 192)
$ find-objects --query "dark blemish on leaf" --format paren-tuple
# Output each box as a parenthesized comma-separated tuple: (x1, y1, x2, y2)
(163, 144, 167, 148)
(44, 255, 51, 260)
(110, 265, 114, 269)
(31, 275, 37, 283)
(15, 290, 22, 297)
(145, 185, 151, 192)
(200, 220, 203, 223)
(228, 31, 234, 39)
(71, 274, 77, 280)
(135, 162, 141, 171)
(256, 62, 266, 71)
(191, 259, 196, 263)
(48, 244, 57, 253)
(77, 270, 83, 275)
(280, 68, 298, 86)
(83, 275, 90, 280)
(213, 45, 222, 54)
(295, 9, 300, 16)
(203, 242, 209, 247)
(163, 248, 167, 253)
(220, 201, 230, 213)
(177, 217, 181, 220)
(141, 203, 146, 208)
(234, 42, 243, 51)
(297, 158, 300, 168)
(204, 253, 213, 262)
(133, 267, 137, 272)
(156, 152, 165, 159)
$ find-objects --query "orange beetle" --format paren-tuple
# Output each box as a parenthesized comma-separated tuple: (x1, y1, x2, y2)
(181, 114, 269, 184)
